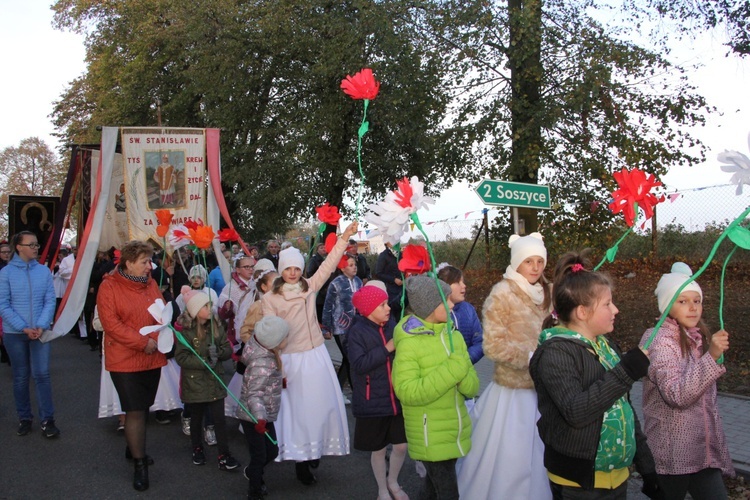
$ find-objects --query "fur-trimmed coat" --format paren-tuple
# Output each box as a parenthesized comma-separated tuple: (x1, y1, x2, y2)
(482, 279, 549, 389)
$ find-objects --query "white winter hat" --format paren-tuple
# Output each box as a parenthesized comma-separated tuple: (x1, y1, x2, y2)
(509, 232, 547, 271)
(364, 280, 388, 294)
(277, 247, 305, 274)
(254, 258, 275, 273)
(654, 262, 703, 314)
(188, 264, 208, 281)
(254, 315, 290, 350)
(181, 285, 210, 318)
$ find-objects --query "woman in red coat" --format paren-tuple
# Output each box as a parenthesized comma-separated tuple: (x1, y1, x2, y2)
(98, 240, 166, 491)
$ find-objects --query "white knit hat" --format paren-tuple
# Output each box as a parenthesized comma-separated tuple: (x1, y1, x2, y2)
(254, 258, 275, 273)
(509, 232, 547, 271)
(254, 315, 290, 350)
(654, 262, 703, 314)
(181, 285, 210, 318)
(277, 247, 305, 274)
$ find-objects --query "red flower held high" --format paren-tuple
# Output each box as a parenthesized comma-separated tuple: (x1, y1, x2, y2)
(155, 209, 174, 238)
(340, 68, 380, 100)
(608, 168, 664, 227)
(316, 203, 342, 225)
(398, 244, 431, 276)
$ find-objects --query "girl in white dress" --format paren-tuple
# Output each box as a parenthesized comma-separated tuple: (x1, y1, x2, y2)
(457, 233, 552, 500)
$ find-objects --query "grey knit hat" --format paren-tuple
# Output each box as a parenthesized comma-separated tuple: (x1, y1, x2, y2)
(254, 315, 290, 350)
(405, 275, 452, 319)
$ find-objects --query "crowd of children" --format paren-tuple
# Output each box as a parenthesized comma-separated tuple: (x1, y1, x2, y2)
(6, 221, 738, 500)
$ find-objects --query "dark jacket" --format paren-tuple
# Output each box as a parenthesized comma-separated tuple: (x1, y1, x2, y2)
(375, 248, 401, 307)
(347, 315, 400, 418)
(174, 317, 232, 403)
(529, 334, 655, 490)
(451, 301, 483, 364)
(261, 252, 279, 271)
(355, 254, 371, 282)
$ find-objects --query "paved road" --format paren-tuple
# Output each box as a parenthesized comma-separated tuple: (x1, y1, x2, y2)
(4, 334, 745, 499)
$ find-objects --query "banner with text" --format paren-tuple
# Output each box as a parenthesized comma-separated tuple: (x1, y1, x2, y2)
(120, 127, 207, 248)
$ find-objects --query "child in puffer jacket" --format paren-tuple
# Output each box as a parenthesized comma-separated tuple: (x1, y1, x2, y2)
(237, 315, 290, 500)
(348, 283, 408, 500)
(392, 275, 479, 500)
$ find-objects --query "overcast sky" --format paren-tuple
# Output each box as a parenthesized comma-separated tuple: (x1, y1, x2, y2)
(1, 1, 748, 224)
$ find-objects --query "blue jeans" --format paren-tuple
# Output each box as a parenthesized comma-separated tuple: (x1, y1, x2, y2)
(4, 333, 55, 421)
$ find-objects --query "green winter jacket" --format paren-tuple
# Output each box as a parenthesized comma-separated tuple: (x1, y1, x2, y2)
(175, 318, 232, 404)
(392, 314, 479, 462)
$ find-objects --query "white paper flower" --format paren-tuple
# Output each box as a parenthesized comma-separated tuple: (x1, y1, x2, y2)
(718, 133, 750, 195)
(365, 176, 434, 245)
(167, 224, 191, 250)
(139, 299, 174, 354)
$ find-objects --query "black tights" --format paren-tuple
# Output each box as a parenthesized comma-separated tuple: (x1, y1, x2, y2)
(334, 335, 352, 389)
(124, 410, 147, 459)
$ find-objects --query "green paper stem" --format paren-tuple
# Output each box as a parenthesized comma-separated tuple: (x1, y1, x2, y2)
(171, 325, 277, 445)
(307, 224, 326, 261)
(594, 226, 633, 271)
(719, 245, 738, 331)
(410, 213, 454, 353)
(643, 205, 750, 350)
(354, 99, 370, 221)
(200, 250, 215, 347)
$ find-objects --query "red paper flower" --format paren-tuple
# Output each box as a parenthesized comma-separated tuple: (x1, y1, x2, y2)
(340, 68, 380, 100)
(324, 232, 338, 253)
(189, 225, 215, 250)
(113, 249, 121, 266)
(155, 209, 174, 238)
(398, 244, 431, 275)
(218, 228, 240, 243)
(155, 209, 174, 227)
(608, 168, 664, 227)
(184, 219, 202, 231)
(316, 203, 342, 225)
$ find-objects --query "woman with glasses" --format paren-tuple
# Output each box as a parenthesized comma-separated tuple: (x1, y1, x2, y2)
(0, 231, 58, 438)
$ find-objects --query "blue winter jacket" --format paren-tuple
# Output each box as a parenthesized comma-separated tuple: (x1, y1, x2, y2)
(322, 274, 362, 336)
(347, 314, 401, 418)
(0, 254, 56, 333)
(451, 301, 484, 364)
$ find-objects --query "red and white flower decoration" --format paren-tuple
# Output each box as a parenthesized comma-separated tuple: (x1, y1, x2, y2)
(365, 176, 434, 245)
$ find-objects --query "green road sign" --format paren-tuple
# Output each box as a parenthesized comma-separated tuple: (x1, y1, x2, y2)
(474, 179, 551, 209)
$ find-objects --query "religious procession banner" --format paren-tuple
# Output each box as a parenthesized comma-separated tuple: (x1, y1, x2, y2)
(120, 127, 207, 247)
(91, 149, 128, 251)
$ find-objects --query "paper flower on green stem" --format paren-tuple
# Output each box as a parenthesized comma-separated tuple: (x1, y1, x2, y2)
(340, 68, 380, 100)
(316, 203, 342, 226)
(398, 244, 431, 276)
(718, 133, 750, 195)
(608, 168, 664, 227)
(139, 299, 174, 354)
(365, 176, 434, 246)
(155, 209, 174, 238)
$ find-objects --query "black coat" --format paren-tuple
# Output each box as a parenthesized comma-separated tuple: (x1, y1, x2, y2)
(347, 315, 401, 418)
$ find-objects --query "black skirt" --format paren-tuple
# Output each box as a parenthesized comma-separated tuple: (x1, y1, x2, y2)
(110, 368, 161, 412)
(353, 414, 407, 452)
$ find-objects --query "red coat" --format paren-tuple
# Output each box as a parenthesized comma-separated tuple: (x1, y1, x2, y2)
(97, 271, 167, 373)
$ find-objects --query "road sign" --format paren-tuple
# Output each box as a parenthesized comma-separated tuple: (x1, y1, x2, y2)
(474, 179, 551, 209)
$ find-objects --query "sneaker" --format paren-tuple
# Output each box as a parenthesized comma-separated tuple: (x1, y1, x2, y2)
(116, 420, 125, 432)
(218, 453, 239, 471)
(192, 446, 206, 465)
(343, 396, 351, 405)
(17, 420, 32, 436)
(40, 419, 60, 438)
(154, 411, 171, 424)
(204, 425, 217, 446)
(181, 416, 191, 436)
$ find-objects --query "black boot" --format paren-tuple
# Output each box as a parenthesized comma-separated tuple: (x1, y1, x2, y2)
(125, 446, 154, 465)
(133, 458, 149, 491)
(295, 461, 316, 485)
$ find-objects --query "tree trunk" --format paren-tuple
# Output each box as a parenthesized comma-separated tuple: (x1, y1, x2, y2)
(508, 0, 543, 234)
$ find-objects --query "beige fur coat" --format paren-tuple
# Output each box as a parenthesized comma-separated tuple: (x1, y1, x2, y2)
(482, 279, 549, 389)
